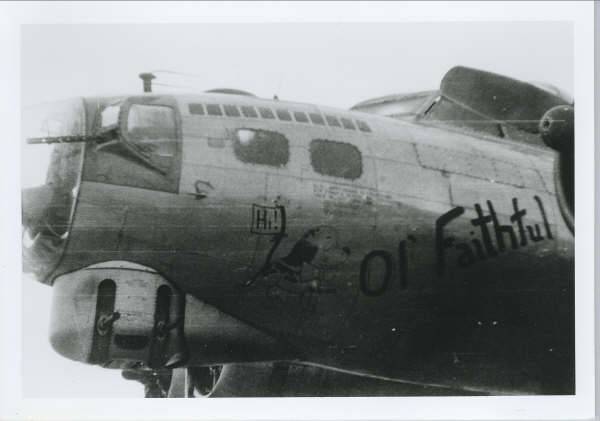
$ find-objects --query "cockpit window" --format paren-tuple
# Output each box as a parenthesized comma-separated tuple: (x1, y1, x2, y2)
(100, 103, 121, 128)
(294, 111, 309, 123)
(233, 128, 289, 167)
(224, 105, 241, 117)
(258, 107, 275, 119)
(241, 106, 258, 118)
(276, 109, 292, 121)
(356, 120, 372, 133)
(206, 104, 223, 116)
(340, 117, 356, 130)
(126, 104, 177, 168)
(189, 104, 205, 115)
(325, 115, 341, 128)
(309, 113, 325, 125)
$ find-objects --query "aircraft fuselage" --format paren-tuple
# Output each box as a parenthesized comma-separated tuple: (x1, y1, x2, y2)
(23, 92, 574, 395)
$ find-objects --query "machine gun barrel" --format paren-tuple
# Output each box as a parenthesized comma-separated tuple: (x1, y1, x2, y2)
(27, 134, 106, 145)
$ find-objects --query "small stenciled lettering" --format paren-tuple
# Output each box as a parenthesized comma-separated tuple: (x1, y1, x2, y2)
(251, 204, 285, 235)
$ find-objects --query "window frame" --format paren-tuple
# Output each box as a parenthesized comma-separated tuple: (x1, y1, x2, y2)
(309, 113, 326, 125)
(309, 139, 363, 180)
(123, 103, 179, 169)
(276, 109, 292, 121)
(293, 111, 309, 123)
(188, 103, 205, 115)
(258, 107, 275, 119)
(232, 128, 290, 168)
(241, 105, 259, 118)
(340, 117, 357, 130)
(223, 104, 241, 117)
(206, 104, 223, 116)
(325, 115, 341, 128)
(85, 95, 183, 193)
(356, 120, 372, 133)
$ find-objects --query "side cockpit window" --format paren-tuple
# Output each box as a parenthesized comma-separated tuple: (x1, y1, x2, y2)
(233, 129, 289, 168)
(84, 97, 181, 193)
(310, 139, 362, 180)
(126, 104, 177, 168)
(100, 102, 120, 128)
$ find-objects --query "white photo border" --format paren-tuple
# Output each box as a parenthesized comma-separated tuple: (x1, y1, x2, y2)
(0, 1, 595, 420)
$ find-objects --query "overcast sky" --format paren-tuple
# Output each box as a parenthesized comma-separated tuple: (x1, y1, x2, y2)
(21, 21, 573, 398)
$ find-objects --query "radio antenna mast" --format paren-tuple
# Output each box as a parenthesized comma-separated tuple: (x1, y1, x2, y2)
(139, 73, 156, 93)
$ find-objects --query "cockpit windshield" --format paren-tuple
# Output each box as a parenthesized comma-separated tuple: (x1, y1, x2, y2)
(125, 104, 177, 169)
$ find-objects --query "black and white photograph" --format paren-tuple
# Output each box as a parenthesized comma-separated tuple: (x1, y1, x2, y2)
(1, 2, 596, 420)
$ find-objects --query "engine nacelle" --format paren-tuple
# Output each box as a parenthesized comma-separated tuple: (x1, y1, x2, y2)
(539, 105, 574, 233)
(539, 105, 574, 153)
(49, 261, 287, 370)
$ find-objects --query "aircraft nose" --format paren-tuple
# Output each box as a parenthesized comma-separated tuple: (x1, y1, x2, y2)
(22, 185, 73, 281)
(22, 185, 72, 237)
(22, 185, 53, 233)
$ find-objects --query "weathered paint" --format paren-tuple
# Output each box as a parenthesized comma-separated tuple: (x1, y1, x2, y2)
(24, 91, 573, 394)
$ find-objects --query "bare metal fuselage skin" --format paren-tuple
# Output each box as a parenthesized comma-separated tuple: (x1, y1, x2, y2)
(23, 92, 574, 395)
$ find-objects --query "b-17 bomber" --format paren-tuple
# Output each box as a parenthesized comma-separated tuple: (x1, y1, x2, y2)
(21, 66, 574, 397)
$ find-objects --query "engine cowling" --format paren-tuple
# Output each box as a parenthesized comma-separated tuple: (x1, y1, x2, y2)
(539, 105, 574, 233)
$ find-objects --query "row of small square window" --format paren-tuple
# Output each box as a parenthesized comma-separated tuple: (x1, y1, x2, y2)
(188, 103, 372, 133)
